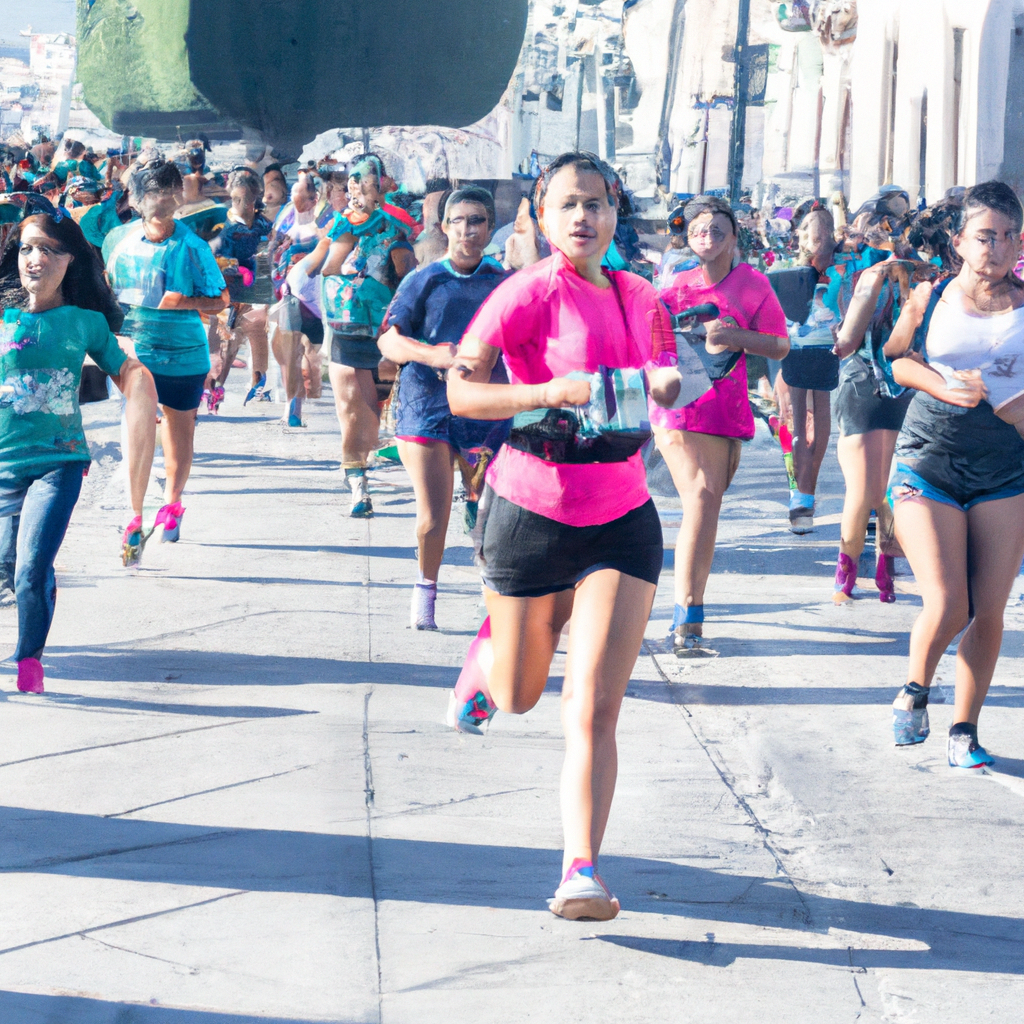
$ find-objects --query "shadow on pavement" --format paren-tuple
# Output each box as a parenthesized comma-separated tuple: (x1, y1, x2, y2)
(28, 693, 315, 719)
(38, 649, 460, 689)
(0, 991, 349, 1024)
(1, 813, 1020, 974)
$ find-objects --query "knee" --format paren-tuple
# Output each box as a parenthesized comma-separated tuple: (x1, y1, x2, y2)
(562, 691, 619, 739)
(926, 598, 970, 637)
(415, 514, 444, 542)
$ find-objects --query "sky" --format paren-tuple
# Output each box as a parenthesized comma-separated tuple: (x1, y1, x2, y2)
(0, 0, 76, 40)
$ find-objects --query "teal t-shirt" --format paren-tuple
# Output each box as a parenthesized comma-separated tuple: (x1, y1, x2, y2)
(105, 220, 225, 376)
(0, 306, 126, 481)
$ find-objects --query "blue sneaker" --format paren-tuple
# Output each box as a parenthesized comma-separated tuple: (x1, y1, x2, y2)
(892, 684, 930, 745)
(446, 689, 497, 735)
(243, 372, 267, 406)
(948, 732, 994, 769)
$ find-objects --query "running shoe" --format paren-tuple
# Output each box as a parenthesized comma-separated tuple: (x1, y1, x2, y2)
(121, 514, 151, 567)
(411, 582, 438, 630)
(347, 469, 373, 518)
(446, 689, 497, 735)
(876, 554, 896, 603)
(155, 502, 185, 543)
(673, 632, 718, 658)
(287, 413, 305, 428)
(833, 552, 857, 603)
(892, 683, 930, 745)
(206, 384, 225, 414)
(549, 859, 620, 921)
(244, 372, 267, 406)
(788, 505, 814, 534)
(948, 732, 994, 769)
(16, 657, 44, 694)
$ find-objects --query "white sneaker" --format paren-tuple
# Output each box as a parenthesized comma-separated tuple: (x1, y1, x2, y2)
(410, 582, 438, 630)
(549, 863, 620, 921)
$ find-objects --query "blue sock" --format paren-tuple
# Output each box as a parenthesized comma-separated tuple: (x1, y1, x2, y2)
(672, 604, 704, 630)
(789, 489, 815, 510)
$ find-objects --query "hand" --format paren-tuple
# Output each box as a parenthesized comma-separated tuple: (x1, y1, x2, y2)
(429, 343, 458, 370)
(647, 366, 682, 408)
(540, 376, 591, 408)
(832, 334, 860, 358)
(704, 318, 741, 355)
(942, 368, 987, 408)
(903, 280, 934, 327)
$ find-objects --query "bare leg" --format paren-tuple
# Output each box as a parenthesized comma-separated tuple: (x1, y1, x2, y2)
(397, 439, 456, 580)
(483, 587, 575, 713)
(270, 325, 305, 402)
(328, 364, 380, 466)
(243, 306, 269, 381)
(111, 363, 158, 518)
(560, 569, 656, 873)
(302, 339, 323, 399)
(954, 494, 1024, 724)
(837, 429, 898, 562)
(160, 406, 198, 505)
(655, 427, 739, 633)
(792, 388, 831, 496)
(894, 495, 969, 688)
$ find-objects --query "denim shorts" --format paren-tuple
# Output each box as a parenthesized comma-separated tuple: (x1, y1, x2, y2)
(481, 493, 663, 598)
(891, 464, 1024, 513)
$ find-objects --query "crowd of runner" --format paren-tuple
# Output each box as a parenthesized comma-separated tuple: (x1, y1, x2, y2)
(2, 132, 1024, 919)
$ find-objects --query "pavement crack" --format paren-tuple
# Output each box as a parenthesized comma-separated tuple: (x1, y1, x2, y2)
(0, 890, 248, 956)
(103, 764, 314, 818)
(363, 686, 383, 1024)
(0, 719, 247, 770)
(644, 645, 813, 928)
(84, 934, 199, 971)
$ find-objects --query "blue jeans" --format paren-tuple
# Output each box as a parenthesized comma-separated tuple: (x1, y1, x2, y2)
(0, 464, 85, 662)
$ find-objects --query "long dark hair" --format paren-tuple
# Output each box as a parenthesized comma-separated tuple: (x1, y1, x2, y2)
(0, 213, 124, 331)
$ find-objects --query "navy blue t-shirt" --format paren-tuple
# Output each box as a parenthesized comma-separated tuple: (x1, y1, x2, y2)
(387, 256, 511, 443)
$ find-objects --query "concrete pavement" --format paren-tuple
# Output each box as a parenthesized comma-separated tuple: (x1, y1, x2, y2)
(1, 376, 1023, 1023)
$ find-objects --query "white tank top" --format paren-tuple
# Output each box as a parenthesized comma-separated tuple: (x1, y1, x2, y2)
(926, 294, 1024, 410)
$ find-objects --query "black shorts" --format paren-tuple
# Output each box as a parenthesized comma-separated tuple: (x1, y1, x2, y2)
(327, 324, 380, 369)
(835, 354, 912, 436)
(481, 492, 663, 598)
(300, 312, 324, 348)
(151, 371, 207, 411)
(781, 347, 839, 392)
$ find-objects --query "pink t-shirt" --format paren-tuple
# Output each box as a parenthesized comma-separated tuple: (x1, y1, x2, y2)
(653, 262, 787, 439)
(464, 250, 673, 527)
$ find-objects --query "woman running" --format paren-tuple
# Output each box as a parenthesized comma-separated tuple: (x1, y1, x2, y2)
(830, 202, 931, 603)
(209, 167, 274, 406)
(445, 152, 679, 921)
(0, 202, 157, 693)
(319, 156, 416, 517)
(378, 186, 510, 630)
(654, 196, 789, 655)
(883, 182, 1024, 767)
(105, 157, 229, 562)
(769, 205, 842, 533)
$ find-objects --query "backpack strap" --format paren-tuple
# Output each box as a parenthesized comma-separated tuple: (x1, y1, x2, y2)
(911, 275, 954, 357)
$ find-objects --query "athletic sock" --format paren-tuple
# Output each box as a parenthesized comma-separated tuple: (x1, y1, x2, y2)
(672, 604, 704, 631)
(949, 721, 978, 740)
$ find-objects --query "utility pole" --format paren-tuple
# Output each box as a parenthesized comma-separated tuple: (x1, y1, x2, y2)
(728, 0, 752, 202)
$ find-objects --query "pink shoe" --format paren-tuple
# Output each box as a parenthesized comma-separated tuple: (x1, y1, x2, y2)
(833, 552, 856, 603)
(122, 514, 149, 567)
(155, 502, 185, 543)
(445, 617, 497, 734)
(17, 657, 44, 694)
(876, 554, 896, 603)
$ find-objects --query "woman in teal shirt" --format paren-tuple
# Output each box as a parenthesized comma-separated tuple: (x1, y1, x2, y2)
(105, 157, 228, 559)
(0, 201, 157, 694)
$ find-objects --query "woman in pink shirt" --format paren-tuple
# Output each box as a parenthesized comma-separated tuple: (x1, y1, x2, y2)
(446, 152, 679, 922)
(655, 196, 789, 655)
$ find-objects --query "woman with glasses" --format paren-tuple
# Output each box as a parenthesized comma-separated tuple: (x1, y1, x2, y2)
(105, 157, 229, 563)
(0, 202, 157, 693)
(654, 196, 789, 655)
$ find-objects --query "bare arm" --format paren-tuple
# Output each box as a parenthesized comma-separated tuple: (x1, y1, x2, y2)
(322, 235, 356, 277)
(447, 334, 590, 420)
(883, 281, 933, 359)
(833, 263, 887, 358)
(378, 325, 455, 369)
(705, 321, 790, 360)
(158, 288, 230, 313)
(297, 235, 333, 277)
(891, 352, 986, 408)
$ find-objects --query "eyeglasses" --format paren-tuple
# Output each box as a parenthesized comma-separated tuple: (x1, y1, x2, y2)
(688, 226, 728, 242)
(18, 242, 70, 259)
